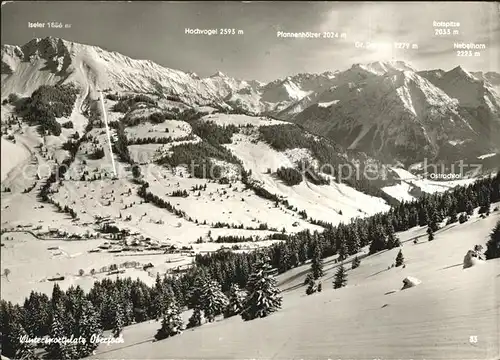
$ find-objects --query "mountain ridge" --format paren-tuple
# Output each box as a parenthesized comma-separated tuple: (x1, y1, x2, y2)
(2, 36, 499, 167)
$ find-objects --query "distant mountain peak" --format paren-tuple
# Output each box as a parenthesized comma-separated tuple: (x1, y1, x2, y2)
(447, 65, 475, 80)
(210, 71, 227, 78)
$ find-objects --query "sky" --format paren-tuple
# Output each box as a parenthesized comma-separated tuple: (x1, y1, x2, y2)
(1, 1, 499, 82)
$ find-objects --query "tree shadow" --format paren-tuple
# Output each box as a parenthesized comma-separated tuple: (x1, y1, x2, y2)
(439, 263, 462, 270)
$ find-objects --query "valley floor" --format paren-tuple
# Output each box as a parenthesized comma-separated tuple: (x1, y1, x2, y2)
(87, 209, 500, 360)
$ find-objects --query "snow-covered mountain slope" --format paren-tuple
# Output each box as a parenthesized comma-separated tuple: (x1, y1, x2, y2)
(381, 167, 478, 203)
(88, 209, 500, 360)
(226, 72, 339, 114)
(472, 71, 500, 91)
(419, 66, 500, 145)
(289, 67, 498, 165)
(1, 37, 252, 105)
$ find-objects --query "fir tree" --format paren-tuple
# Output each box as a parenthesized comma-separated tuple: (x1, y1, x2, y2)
(427, 226, 435, 241)
(303, 272, 314, 286)
(224, 284, 245, 318)
(485, 220, 500, 260)
(9, 320, 37, 360)
(369, 225, 387, 254)
(74, 300, 102, 358)
(459, 213, 469, 224)
(338, 239, 348, 261)
(310, 244, 324, 280)
(0, 301, 17, 358)
(200, 279, 229, 322)
(187, 273, 207, 309)
(395, 250, 405, 267)
(154, 294, 183, 340)
(347, 227, 360, 255)
(111, 301, 124, 338)
(447, 208, 458, 224)
(351, 256, 361, 270)
(429, 218, 439, 232)
(46, 304, 73, 359)
(465, 201, 474, 215)
(187, 306, 202, 328)
(241, 256, 282, 321)
(23, 291, 50, 338)
(386, 231, 401, 249)
(333, 264, 348, 289)
(479, 200, 491, 215)
(305, 276, 316, 295)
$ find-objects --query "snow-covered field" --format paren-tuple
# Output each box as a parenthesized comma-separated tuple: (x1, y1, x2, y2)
(87, 208, 500, 360)
(0, 137, 30, 182)
(383, 167, 479, 203)
(226, 133, 390, 223)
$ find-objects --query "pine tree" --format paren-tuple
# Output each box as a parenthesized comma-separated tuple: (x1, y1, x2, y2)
(46, 304, 73, 359)
(75, 300, 102, 358)
(224, 284, 245, 318)
(23, 291, 50, 338)
(9, 320, 37, 360)
(154, 294, 183, 340)
(111, 301, 124, 338)
(429, 218, 439, 232)
(395, 250, 404, 267)
(427, 226, 435, 241)
(187, 306, 202, 328)
(479, 200, 491, 215)
(347, 227, 360, 255)
(485, 220, 500, 260)
(310, 245, 324, 280)
(351, 256, 361, 270)
(465, 201, 474, 216)
(459, 213, 469, 224)
(333, 264, 348, 289)
(0, 301, 17, 358)
(303, 272, 314, 285)
(338, 238, 348, 261)
(409, 208, 419, 227)
(241, 256, 282, 321)
(187, 273, 207, 309)
(305, 276, 316, 295)
(386, 230, 401, 249)
(317, 282, 322, 292)
(447, 207, 458, 224)
(200, 279, 228, 322)
(369, 225, 387, 254)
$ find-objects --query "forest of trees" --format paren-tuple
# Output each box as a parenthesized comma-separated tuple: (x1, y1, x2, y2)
(111, 94, 157, 113)
(2, 171, 499, 359)
(4, 92, 500, 360)
(88, 148, 105, 160)
(157, 141, 240, 179)
(15, 84, 79, 136)
(190, 120, 239, 146)
(0, 255, 282, 359)
(258, 124, 396, 204)
(276, 166, 303, 186)
(485, 220, 500, 260)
